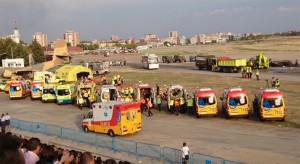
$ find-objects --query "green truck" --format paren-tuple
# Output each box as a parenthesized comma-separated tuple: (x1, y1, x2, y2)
(209, 58, 247, 73)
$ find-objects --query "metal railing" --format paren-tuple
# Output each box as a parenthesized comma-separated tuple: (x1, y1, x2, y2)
(10, 118, 244, 164)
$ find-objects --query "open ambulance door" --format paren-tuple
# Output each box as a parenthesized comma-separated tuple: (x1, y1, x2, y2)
(183, 88, 188, 101)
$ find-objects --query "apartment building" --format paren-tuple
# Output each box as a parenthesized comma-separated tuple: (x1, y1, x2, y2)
(111, 35, 119, 41)
(64, 30, 80, 46)
(32, 32, 48, 47)
(169, 31, 178, 38)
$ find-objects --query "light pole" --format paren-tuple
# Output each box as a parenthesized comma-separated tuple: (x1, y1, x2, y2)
(11, 47, 14, 59)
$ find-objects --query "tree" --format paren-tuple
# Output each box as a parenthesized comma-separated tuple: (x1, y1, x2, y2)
(29, 39, 45, 63)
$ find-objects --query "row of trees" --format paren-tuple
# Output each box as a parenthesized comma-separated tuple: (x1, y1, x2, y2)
(0, 38, 44, 66)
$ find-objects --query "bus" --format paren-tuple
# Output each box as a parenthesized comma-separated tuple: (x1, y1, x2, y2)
(142, 54, 159, 69)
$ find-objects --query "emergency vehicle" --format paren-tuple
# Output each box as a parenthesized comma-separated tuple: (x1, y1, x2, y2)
(31, 81, 44, 100)
(9, 81, 31, 99)
(0, 79, 6, 91)
(99, 85, 118, 102)
(133, 83, 155, 103)
(56, 83, 77, 104)
(194, 87, 218, 117)
(41, 84, 57, 103)
(77, 82, 97, 109)
(167, 84, 187, 110)
(82, 101, 142, 137)
(254, 88, 285, 121)
(220, 87, 250, 118)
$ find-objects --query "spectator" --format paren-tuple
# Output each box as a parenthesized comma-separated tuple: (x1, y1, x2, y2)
(37, 144, 56, 164)
(105, 159, 117, 164)
(95, 156, 102, 164)
(80, 152, 94, 164)
(5, 112, 11, 132)
(24, 138, 42, 164)
(1, 113, 5, 133)
(58, 149, 75, 164)
(181, 142, 190, 164)
(0, 134, 25, 164)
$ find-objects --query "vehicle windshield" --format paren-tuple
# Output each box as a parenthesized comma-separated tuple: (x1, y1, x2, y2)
(228, 95, 247, 106)
(195, 57, 205, 61)
(262, 97, 283, 108)
(148, 57, 158, 64)
(10, 86, 21, 91)
(32, 85, 42, 91)
(198, 96, 216, 106)
(57, 89, 70, 96)
(43, 88, 55, 94)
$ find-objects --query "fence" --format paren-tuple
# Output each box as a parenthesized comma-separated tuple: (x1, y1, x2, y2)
(10, 118, 244, 164)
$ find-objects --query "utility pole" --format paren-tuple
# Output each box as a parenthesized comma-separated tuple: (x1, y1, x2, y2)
(11, 47, 14, 59)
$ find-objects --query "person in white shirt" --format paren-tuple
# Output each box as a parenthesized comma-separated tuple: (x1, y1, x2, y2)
(24, 138, 42, 164)
(5, 113, 11, 132)
(181, 142, 190, 164)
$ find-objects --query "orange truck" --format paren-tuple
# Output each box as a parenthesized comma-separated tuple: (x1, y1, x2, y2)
(254, 88, 285, 121)
(194, 87, 218, 117)
(220, 87, 250, 118)
(82, 101, 142, 137)
(9, 81, 31, 99)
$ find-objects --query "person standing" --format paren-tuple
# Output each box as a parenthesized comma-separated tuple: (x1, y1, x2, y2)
(181, 142, 190, 164)
(275, 78, 281, 88)
(156, 84, 160, 95)
(140, 98, 146, 113)
(255, 69, 260, 80)
(147, 98, 153, 117)
(169, 98, 174, 114)
(186, 96, 194, 115)
(1, 114, 5, 133)
(174, 98, 180, 116)
(180, 97, 185, 113)
(5, 113, 11, 132)
(249, 67, 252, 78)
(156, 95, 162, 111)
(271, 77, 276, 88)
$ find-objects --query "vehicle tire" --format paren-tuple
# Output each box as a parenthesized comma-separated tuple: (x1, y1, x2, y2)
(83, 126, 89, 133)
(229, 68, 234, 73)
(42, 100, 45, 103)
(280, 117, 285, 122)
(31, 97, 34, 101)
(108, 129, 115, 137)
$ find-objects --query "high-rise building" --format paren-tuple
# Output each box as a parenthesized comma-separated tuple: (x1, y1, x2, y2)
(111, 35, 119, 41)
(32, 32, 48, 47)
(64, 30, 80, 46)
(169, 31, 178, 38)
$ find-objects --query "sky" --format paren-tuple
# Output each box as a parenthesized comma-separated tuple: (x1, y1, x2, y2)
(0, 0, 300, 43)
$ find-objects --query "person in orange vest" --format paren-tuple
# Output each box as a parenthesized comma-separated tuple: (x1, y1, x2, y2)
(140, 98, 147, 113)
(174, 98, 181, 116)
(101, 75, 107, 84)
(147, 98, 153, 117)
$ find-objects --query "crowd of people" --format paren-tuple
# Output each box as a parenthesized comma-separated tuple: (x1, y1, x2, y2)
(0, 132, 132, 164)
